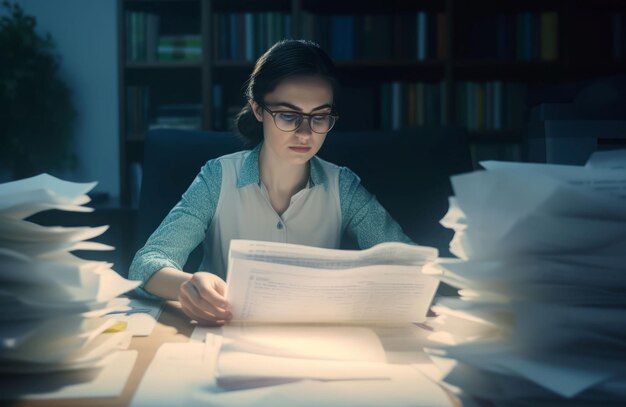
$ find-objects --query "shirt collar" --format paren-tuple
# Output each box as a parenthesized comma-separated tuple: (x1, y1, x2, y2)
(309, 155, 327, 188)
(236, 142, 328, 189)
(237, 143, 262, 188)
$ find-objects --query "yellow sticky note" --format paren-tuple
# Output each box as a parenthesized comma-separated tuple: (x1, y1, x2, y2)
(104, 321, 128, 333)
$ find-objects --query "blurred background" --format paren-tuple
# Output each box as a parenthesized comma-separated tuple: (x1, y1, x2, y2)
(2, 0, 625, 272)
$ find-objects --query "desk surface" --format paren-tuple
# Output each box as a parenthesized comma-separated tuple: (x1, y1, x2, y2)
(5, 302, 461, 407)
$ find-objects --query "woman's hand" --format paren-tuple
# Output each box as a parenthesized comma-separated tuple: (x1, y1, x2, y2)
(178, 272, 232, 325)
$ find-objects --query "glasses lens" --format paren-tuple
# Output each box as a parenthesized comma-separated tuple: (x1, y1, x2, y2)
(275, 112, 302, 131)
(272, 111, 336, 133)
(310, 115, 335, 133)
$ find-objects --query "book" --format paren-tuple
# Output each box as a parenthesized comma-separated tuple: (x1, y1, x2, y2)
(150, 104, 203, 131)
(331, 16, 354, 60)
(157, 35, 201, 61)
(125, 11, 159, 62)
(541, 12, 559, 61)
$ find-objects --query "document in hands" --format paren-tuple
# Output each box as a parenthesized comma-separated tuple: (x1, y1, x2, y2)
(140, 240, 453, 406)
(225, 240, 439, 324)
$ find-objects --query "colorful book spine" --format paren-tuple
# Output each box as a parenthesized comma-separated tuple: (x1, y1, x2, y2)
(157, 35, 201, 61)
(212, 85, 223, 130)
(125, 11, 160, 62)
(417, 12, 427, 61)
(379, 82, 445, 129)
(126, 86, 150, 140)
(540, 12, 559, 61)
(330, 16, 354, 60)
(213, 13, 292, 60)
(455, 81, 526, 131)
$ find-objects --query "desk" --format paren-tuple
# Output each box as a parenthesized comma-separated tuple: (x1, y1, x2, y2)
(4, 302, 461, 407)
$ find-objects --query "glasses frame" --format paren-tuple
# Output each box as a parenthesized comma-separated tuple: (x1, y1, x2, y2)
(257, 101, 339, 134)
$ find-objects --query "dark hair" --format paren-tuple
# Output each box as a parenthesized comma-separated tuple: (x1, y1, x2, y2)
(234, 39, 339, 145)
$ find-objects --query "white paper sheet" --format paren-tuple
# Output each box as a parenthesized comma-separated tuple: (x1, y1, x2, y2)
(479, 160, 626, 199)
(0, 173, 96, 199)
(0, 350, 136, 400)
(227, 258, 438, 324)
(430, 256, 626, 289)
(0, 297, 116, 322)
(0, 315, 118, 350)
(1, 267, 140, 306)
(221, 325, 386, 362)
(131, 339, 452, 407)
(585, 149, 626, 170)
(0, 247, 114, 286)
(230, 239, 438, 269)
(0, 200, 93, 220)
(2, 239, 114, 257)
(428, 340, 617, 398)
(0, 218, 108, 243)
(1, 331, 131, 365)
(216, 325, 390, 385)
(217, 352, 397, 383)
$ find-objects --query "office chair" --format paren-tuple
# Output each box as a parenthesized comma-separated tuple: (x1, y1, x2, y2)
(137, 129, 243, 270)
(319, 126, 472, 256)
(137, 126, 472, 272)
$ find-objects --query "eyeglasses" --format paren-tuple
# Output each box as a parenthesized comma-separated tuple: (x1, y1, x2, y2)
(258, 102, 339, 134)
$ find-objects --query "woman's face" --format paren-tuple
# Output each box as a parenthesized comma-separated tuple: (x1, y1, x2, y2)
(251, 75, 334, 166)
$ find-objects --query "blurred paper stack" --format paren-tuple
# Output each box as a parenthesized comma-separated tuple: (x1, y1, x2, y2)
(422, 150, 626, 406)
(0, 174, 140, 375)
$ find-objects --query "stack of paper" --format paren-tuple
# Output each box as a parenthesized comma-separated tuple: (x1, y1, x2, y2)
(421, 150, 626, 405)
(0, 175, 139, 380)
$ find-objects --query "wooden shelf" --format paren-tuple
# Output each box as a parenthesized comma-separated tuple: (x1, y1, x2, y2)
(125, 61, 203, 69)
(335, 59, 445, 68)
(118, 0, 624, 204)
(211, 0, 291, 13)
(212, 60, 255, 68)
(301, 0, 445, 14)
(212, 59, 448, 68)
(452, 60, 565, 81)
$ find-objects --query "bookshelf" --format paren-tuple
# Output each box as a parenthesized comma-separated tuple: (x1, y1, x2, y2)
(118, 0, 626, 205)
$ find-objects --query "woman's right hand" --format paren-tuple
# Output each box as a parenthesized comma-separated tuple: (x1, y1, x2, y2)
(178, 272, 232, 325)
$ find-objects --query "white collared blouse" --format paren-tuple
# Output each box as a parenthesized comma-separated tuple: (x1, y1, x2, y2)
(129, 143, 412, 298)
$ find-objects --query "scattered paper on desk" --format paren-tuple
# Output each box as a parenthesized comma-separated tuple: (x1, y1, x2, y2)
(585, 149, 626, 170)
(215, 325, 391, 386)
(0, 173, 96, 200)
(131, 336, 452, 407)
(217, 352, 397, 385)
(221, 325, 386, 362)
(425, 150, 626, 405)
(106, 298, 164, 336)
(0, 350, 137, 400)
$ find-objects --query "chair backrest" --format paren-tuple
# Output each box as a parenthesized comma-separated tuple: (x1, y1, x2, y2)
(137, 129, 243, 270)
(137, 126, 472, 270)
(318, 126, 472, 256)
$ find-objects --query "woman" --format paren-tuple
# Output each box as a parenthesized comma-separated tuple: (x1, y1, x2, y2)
(129, 39, 412, 324)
